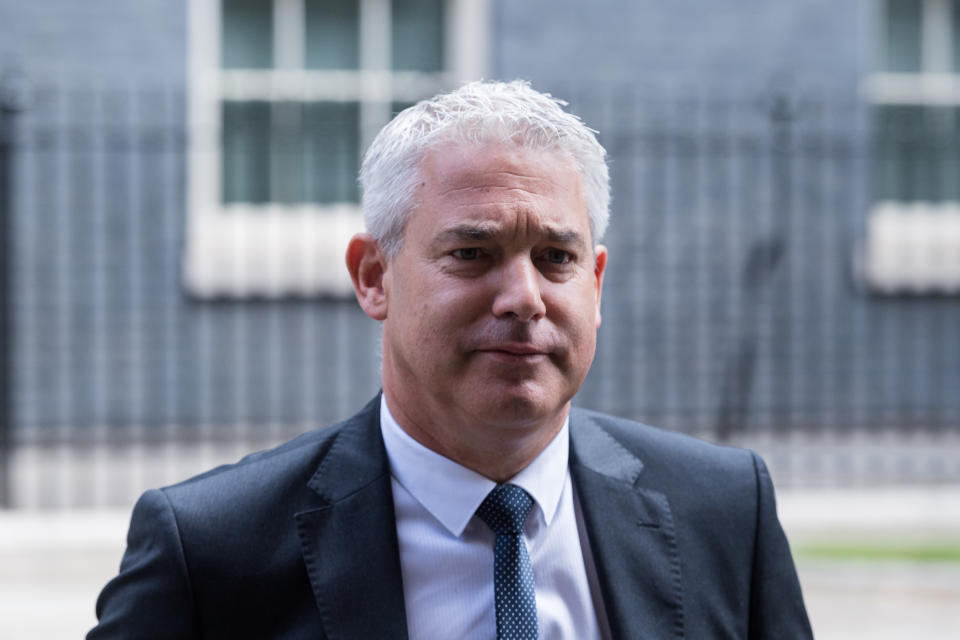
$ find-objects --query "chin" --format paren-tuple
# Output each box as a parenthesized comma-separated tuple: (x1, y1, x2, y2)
(470, 386, 566, 430)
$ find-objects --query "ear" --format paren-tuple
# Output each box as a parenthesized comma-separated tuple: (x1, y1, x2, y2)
(345, 233, 389, 321)
(592, 245, 608, 329)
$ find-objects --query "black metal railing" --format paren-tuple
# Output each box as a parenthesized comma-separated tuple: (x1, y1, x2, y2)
(0, 70, 22, 508)
(3, 83, 959, 506)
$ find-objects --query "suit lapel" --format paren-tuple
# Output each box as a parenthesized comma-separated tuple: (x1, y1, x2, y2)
(570, 410, 685, 639)
(295, 397, 409, 640)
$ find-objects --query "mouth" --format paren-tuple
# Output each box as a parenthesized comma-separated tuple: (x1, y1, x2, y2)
(475, 343, 550, 363)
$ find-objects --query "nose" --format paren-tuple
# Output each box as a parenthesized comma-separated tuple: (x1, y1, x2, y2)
(492, 257, 546, 322)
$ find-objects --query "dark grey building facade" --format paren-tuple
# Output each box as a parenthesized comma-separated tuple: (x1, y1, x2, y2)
(2, 0, 958, 505)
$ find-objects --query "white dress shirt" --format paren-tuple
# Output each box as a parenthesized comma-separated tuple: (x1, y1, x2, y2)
(380, 397, 609, 639)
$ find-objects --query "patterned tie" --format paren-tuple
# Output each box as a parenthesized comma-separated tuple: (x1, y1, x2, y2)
(476, 484, 539, 640)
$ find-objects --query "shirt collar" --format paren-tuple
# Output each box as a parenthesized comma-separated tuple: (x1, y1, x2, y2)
(379, 395, 569, 537)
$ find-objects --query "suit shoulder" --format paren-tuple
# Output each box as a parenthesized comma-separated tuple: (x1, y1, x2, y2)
(159, 396, 381, 512)
(164, 422, 336, 494)
(570, 407, 770, 536)
(571, 406, 758, 475)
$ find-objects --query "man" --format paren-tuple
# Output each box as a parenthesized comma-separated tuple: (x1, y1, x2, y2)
(90, 81, 812, 639)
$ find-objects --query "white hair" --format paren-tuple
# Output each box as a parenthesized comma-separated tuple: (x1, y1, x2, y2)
(359, 80, 610, 256)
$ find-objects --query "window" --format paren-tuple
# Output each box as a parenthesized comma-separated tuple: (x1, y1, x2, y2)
(861, 0, 960, 293)
(186, 0, 488, 297)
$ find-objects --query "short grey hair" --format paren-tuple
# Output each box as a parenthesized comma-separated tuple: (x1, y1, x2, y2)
(359, 80, 610, 257)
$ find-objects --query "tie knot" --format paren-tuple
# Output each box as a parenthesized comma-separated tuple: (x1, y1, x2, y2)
(476, 484, 534, 535)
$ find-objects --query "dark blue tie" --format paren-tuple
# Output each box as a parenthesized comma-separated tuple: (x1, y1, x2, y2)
(476, 484, 539, 640)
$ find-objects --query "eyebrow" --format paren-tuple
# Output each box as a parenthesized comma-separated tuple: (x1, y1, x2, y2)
(432, 224, 588, 251)
(545, 228, 586, 247)
(434, 224, 498, 244)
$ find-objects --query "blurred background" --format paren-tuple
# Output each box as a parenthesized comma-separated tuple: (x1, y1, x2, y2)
(1, 0, 959, 637)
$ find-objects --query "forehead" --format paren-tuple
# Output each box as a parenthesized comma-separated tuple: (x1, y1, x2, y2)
(420, 141, 580, 197)
(413, 141, 587, 231)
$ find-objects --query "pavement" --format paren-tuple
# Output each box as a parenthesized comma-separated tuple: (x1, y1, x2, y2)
(0, 509, 127, 640)
(778, 486, 960, 640)
(1, 486, 959, 639)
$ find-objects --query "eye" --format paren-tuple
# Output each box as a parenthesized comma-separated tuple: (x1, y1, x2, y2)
(543, 248, 572, 264)
(452, 248, 481, 260)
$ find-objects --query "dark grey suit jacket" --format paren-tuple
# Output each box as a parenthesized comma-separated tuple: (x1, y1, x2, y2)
(89, 395, 812, 639)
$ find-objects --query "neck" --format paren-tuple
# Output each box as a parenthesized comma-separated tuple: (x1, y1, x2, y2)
(382, 388, 567, 483)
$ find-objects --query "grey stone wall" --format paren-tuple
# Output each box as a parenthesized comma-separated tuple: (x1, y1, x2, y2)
(0, 0, 187, 82)
(2, 0, 957, 452)
(2, 1, 384, 439)
(490, 0, 959, 434)
(492, 0, 867, 93)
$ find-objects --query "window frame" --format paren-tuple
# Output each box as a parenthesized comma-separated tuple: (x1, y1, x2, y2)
(859, 0, 960, 293)
(185, 0, 488, 298)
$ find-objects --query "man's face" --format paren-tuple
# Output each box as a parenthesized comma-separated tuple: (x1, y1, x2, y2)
(376, 141, 606, 452)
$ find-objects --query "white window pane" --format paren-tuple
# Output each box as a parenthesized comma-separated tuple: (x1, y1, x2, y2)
(305, 0, 359, 69)
(884, 0, 922, 72)
(223, 101, 360, 205)
(392, 0, 444, 71)
(271, 102, 304, 204)
(222, 101, 271, 203)
(302, 102, 360, 203)
(222, 0, 274, 69)
(874, 105, 960, 201)
(952, 0, 960, 71)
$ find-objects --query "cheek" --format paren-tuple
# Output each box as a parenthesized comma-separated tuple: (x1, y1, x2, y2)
(405, 280, 481, 343)
(552, 285, 599, 329)
(432, 278, 491, 317)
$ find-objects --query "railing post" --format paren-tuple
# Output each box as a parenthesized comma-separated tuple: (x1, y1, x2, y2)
(0, 74, 18, 508)
(716, 94, 793, 441)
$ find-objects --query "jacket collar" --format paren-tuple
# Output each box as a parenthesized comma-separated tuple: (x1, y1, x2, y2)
(295, 399, 684, 640)
(570, 408, 685, 639)
(294, 394, 410, 640)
